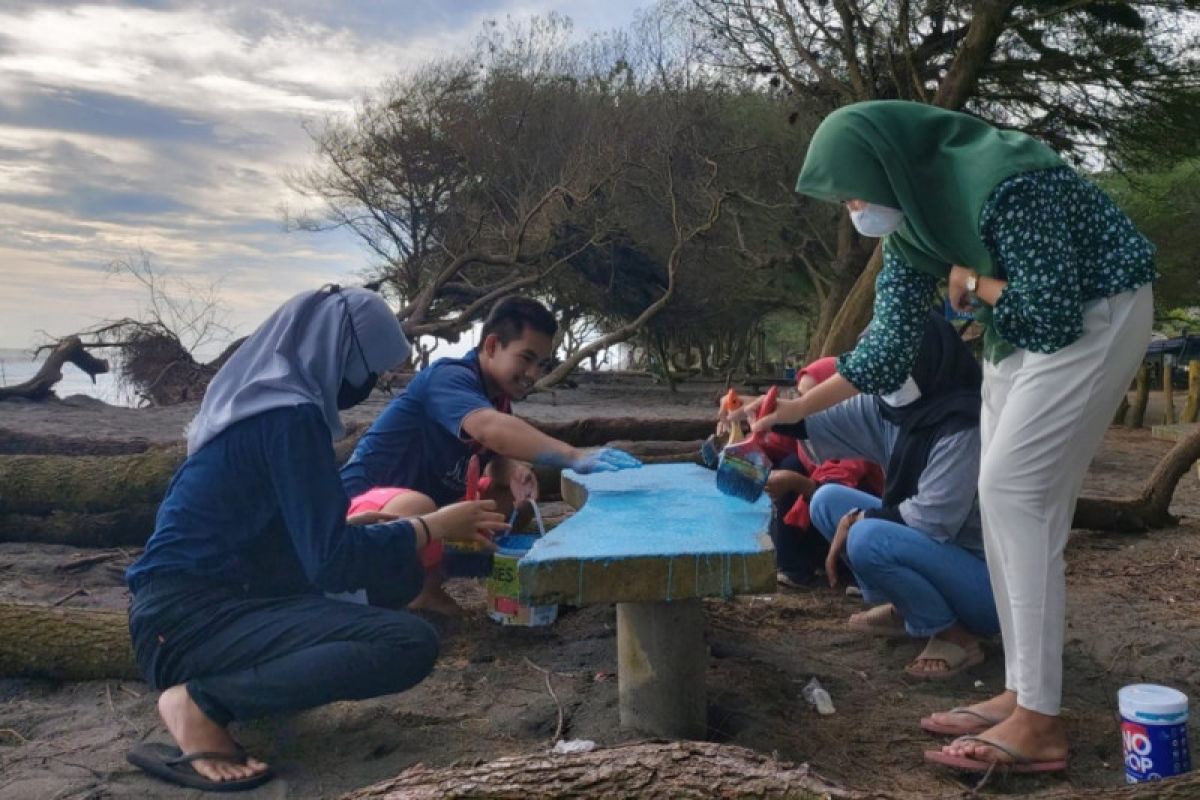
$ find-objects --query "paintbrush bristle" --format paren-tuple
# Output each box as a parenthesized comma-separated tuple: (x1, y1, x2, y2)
(716, 446, 770, 502)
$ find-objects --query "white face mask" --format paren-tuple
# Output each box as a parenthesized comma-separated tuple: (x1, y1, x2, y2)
(849, 203, 905, 237)
(879, 375, 922, 408)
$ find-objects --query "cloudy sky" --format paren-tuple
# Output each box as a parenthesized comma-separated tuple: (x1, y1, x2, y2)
(0, 0, 645, 354)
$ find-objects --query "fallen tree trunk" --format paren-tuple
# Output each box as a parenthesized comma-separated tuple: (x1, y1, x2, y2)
(336, 738, 1200, 800)
(0, 428, 153, 456)
(338, 741, 863, 800)
(0, 505, 159, 548)
(0, 447, 184, 515)
(0, 337, 109, 402)
(0, 426, 710, 546)
(0, 603, 137, 681)
(1072, 422, 1200, 532)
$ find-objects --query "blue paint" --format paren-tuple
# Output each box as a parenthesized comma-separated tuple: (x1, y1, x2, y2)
(522, 463, 772, 567)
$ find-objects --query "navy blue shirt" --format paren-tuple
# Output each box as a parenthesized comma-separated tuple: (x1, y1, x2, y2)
(340, 350, 509, 506)
(126, 404, 423, 597)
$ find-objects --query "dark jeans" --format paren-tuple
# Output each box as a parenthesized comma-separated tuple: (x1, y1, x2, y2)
(129, 575, 439, 726)
(769, 454, 832, 583)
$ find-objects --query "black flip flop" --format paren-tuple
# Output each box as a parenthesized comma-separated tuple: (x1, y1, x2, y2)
(127, 741, 275, 792)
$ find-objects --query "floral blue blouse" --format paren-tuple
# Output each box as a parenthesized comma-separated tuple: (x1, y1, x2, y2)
(838, 167, 1157, 394)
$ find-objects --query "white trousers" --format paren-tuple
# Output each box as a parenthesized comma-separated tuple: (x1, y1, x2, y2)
(979, 284, 1153, 715)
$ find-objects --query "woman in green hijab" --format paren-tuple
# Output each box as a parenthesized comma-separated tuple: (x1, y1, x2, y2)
(754, 101, 1156, 773)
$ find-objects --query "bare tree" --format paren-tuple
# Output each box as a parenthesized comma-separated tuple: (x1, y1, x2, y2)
(66, 253, 236, 406)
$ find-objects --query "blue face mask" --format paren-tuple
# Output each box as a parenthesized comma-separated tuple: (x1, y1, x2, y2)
(849, 203, 905, 237)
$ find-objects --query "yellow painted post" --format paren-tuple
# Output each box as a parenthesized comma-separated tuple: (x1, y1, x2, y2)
(1184, 360, 1200, 424)
(1163, 363, 1176, 425)
(1128, 363, 1149, 429)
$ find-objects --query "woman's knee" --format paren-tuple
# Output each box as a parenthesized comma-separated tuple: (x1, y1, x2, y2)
(845, 521, 890, 570)
(371, 613, 440, 690)
(809, 484, 853, 536)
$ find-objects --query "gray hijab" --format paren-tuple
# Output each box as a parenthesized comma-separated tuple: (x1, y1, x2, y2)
(186, 286, 410, 455)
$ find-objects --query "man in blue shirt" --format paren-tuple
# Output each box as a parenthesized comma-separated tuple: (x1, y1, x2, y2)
(342, 296, 640, 613)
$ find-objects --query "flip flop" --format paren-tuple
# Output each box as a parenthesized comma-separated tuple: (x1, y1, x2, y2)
(127, 742, 275, 792)
(846, 603, 906, 637)
(904, 637, 984, 681)
(924, 735, 1069, 774)
(920, 706, 1005, 736)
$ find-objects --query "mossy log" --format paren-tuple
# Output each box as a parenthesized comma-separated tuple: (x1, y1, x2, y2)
(0, 603, 137, 681)
(0, 447, 184, 516)
(0, 435, 705, 547)
(337, 741, 862, 800)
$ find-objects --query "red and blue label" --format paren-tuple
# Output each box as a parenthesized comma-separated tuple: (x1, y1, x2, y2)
(1122, 719, 1191, 783)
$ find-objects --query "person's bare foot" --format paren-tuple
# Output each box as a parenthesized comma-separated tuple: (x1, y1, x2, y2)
(942, 704, 1069, 764)
(408, 583, 464, 615)
(928, 689, 1018, 730)
(157, 685, 268, 783)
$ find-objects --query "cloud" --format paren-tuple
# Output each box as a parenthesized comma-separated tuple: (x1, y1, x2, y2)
(0, 0, 646, 350)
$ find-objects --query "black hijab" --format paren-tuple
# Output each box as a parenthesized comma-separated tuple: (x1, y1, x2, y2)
(873, 312, 982, 516)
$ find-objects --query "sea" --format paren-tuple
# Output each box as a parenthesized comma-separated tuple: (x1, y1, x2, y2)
(0, 347, 134, 406)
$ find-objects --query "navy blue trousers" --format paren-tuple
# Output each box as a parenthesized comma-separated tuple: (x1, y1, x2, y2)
(129, 575, 438, 726)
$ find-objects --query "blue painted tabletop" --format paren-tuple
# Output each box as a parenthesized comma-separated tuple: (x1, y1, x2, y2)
(518, 463, 775, 605)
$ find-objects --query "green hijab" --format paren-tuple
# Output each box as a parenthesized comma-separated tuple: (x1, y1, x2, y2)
(795, 101, 1065, 360)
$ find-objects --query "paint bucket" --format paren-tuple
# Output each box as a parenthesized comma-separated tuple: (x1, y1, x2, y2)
(1119, 683, 1191, 783)
(486, 533, 557, 627)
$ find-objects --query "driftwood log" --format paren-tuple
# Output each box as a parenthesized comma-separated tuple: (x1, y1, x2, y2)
(0, 337, 109, 402)
(338, 739, 1200, 800)
(0, 437, 705, 547)
(0, 603, 137, 681)
(1073, 422, 1200, 531)
(6, 419, 1198, 547)
(337, 741, 865, 800)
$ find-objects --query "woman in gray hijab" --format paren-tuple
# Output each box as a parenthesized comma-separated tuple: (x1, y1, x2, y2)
(125, 285, 508, 792)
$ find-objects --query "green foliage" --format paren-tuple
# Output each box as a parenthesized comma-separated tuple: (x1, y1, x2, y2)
(1156, 307, 1200, 338)
(1101, 160, 1200, 311)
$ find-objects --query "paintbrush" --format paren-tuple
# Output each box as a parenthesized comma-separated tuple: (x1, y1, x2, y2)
(715, 385, 778, 502)
(700, 388, 744, 469)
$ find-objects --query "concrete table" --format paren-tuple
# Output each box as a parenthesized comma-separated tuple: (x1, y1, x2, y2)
(518, 463, 774, 739)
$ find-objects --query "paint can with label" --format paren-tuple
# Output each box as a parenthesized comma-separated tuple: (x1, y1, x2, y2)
(1119, 683, 1191, 783)
(486, 533, 557, 627)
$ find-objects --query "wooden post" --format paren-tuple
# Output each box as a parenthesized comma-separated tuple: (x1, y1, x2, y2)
(1184, 360, 1200, 424)
(616, 599, 706, 739)
(1112, 396, 1130, 427)
(1163, 363, 1176, 425)
(1128, 364, 1149, 428)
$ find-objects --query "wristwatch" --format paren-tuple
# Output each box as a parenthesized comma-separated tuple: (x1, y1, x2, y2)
(965, 274, 978, 297)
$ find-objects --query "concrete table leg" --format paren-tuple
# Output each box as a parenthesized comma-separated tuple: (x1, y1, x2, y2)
(615, 598, 706, 739)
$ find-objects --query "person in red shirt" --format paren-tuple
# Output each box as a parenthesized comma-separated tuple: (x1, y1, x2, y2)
(756, 357, 884, 588)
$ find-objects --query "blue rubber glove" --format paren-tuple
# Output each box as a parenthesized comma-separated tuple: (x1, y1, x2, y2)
(571, 448, 643, 474)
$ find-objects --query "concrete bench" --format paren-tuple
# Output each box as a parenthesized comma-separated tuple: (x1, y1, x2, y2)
(518, 463, 774, 738)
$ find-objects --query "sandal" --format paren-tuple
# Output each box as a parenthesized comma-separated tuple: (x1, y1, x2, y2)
(127, 742, 275, 792)
(903, 638, 984, 681)
(846, 603, 906, 637)
(920, 705, 1006, 736)
(924, 735, 1069, 774)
